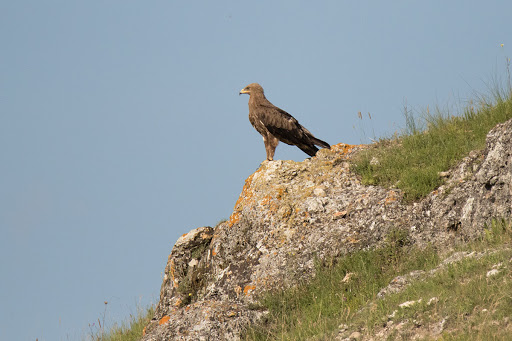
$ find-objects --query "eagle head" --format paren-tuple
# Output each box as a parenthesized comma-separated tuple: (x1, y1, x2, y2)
(239, 83, 264, 96)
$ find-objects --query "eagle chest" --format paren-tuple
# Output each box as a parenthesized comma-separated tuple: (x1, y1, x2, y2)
(249, 110, 270, 137)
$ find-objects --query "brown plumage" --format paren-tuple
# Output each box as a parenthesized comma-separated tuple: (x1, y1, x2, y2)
(239, 83, 330, 161)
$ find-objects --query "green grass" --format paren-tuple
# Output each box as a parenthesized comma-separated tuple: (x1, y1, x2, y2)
(352, 87, 512, 202)
(244, 220, 512, 341)
(362, 219, 512, 341)
(85, 304, 154, 341)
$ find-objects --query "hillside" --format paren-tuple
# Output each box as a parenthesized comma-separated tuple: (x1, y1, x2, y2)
(139, 114, 512, 340)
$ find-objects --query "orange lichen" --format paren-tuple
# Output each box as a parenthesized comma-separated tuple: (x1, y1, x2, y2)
(334, 210, 348, 218)
(260, 187, 285, 213)
(260, 194, 272, 206)
(331, 143, 358, 156)
(169, 260, 178, 288)
(278, 187, 285, 198)
(228, 211, 241, 227)
(346, 237, 360, 244)
(243, 285, 256, 295)
(234, 172, 256, 208)
(268, 201, 279, 213)
(159, 315, 170, 325)
(384, 190, 399, 205)
(228, 172, 257, 227)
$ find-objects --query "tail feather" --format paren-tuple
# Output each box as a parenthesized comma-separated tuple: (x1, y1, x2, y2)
(297, 135, 330, 157)
(311, 136, 330, 149)
(297, 144, 319, 157)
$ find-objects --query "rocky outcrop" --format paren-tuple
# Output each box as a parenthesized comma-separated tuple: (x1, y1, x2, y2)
(142, 119, 512, 341)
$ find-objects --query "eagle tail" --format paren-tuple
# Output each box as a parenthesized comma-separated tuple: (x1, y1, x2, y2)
(297, 144, 320, 157)
(311, 137, 330, 149)
(297, 135, 330, 157)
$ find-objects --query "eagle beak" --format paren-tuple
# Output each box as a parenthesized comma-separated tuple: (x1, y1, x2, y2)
(239, 88, 248, 96)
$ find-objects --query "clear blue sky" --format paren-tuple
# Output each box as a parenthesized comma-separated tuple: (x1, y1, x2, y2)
(1, 1, 510, 340)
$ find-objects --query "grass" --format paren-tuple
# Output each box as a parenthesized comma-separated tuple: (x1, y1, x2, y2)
(352, 86, 512, 202)
(85, 304, 154, 341)
(244, 220, 512, 340)
(362, 219, 512, 341)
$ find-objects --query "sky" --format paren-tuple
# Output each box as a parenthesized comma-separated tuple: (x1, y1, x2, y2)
(1, 1, 511, 340)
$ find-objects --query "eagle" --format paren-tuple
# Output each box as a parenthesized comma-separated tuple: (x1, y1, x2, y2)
(239, 83, 330, 161)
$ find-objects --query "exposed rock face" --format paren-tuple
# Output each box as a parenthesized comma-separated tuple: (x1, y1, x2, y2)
(409, 118, 512, 245)
(142, 119, 512, 341)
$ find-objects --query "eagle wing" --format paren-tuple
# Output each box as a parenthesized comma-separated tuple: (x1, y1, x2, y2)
(254, 103, 309, 146)
(249, 102, 329, 157)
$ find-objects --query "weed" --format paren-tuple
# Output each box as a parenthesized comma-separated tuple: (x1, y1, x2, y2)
(482, 218, 512, 246)
(85, 303, 154, 341)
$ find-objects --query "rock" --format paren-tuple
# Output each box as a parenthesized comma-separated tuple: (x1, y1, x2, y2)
(438, 170, 451, 178)
(486, 269, 500, 278)
(399, 299, 422, 308)
(142, 119, 512, 340)
(431, 317, 448, 336)
(377, 270, 424, 298)
(349, 331, 362, 339)
(427, 297, 439, 306)
(342, 272, 355, 283)
(388, 310, 398, 319)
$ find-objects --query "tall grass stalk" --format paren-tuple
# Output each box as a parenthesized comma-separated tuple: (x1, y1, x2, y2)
(85, 304, 154, 341)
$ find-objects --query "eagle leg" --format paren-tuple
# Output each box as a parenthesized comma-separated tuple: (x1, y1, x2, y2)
(264, 135, 279, 161)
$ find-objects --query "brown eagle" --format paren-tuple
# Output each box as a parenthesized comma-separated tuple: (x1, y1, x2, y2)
(239, 83, 330, 161)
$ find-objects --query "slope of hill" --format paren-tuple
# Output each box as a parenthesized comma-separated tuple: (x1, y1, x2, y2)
(140, 111, 512, 340)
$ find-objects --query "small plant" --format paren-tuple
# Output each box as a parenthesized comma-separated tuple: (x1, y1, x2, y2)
(483, 218, 512, 245)
(88, 301, 109, 341)
(379, 228, 411, 271)
(85, 302, 154, 341)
